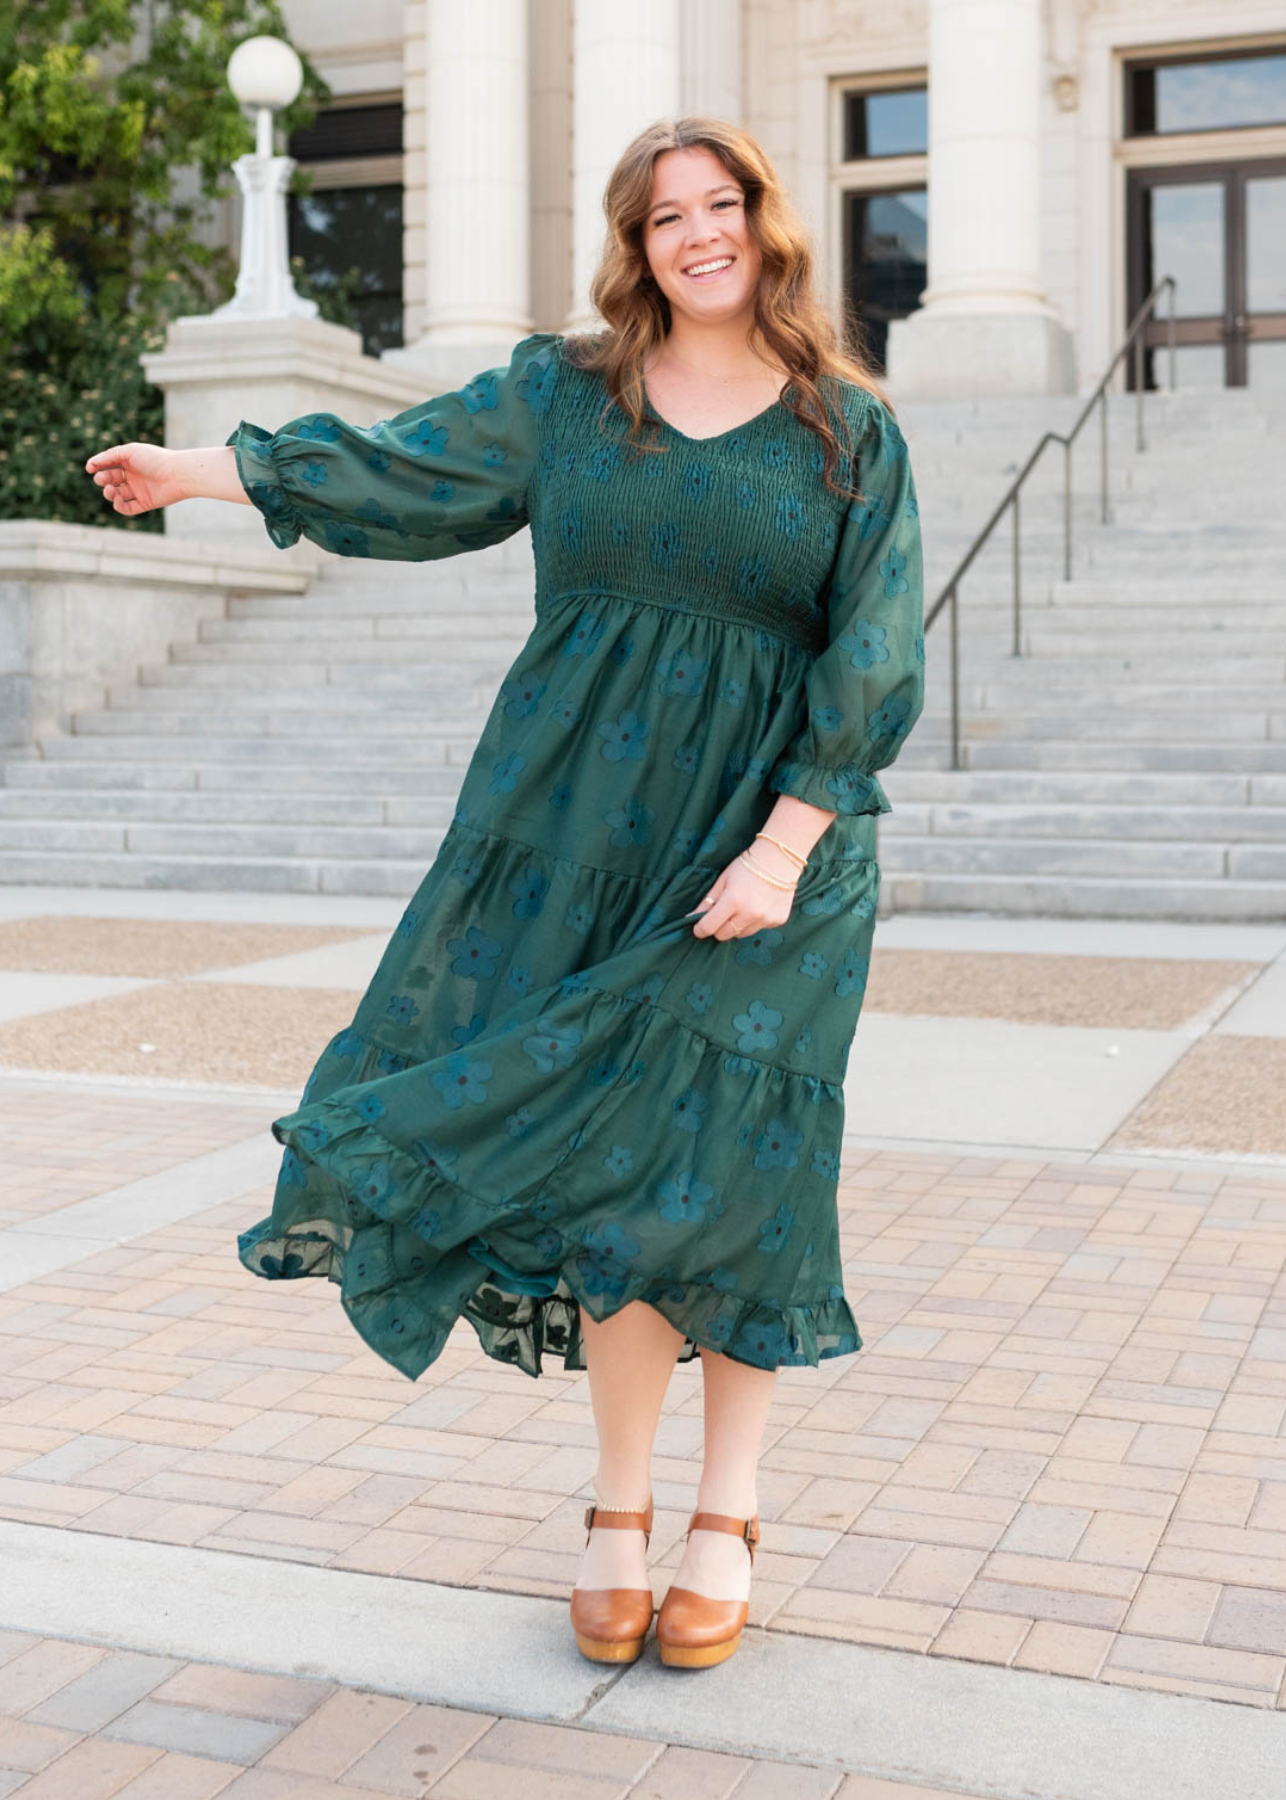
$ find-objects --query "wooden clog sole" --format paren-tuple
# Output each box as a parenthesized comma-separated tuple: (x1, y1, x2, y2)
(658, 1628, 743, 1667)
(574, 1629, 648, 1663)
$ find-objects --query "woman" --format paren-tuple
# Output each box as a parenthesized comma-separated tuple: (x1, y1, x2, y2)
(86, 116, 925, 1672)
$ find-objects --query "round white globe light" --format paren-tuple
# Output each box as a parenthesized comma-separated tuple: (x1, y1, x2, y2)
(227, 36, 303, 111)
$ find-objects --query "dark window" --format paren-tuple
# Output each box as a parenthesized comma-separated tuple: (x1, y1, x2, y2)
(1126, 49, 1286, 137)
(286, 103, 404, 356)
(842, 189, 927, 372)
(842, 87, 928, 160)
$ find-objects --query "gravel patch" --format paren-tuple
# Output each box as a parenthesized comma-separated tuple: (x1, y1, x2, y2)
(0, 916, 375, 979)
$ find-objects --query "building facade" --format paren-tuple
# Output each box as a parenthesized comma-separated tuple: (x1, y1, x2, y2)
(262, 0, 1286, 398)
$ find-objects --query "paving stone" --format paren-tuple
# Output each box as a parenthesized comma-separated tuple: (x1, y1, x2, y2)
(149, 1667, 333, 1725)
(259, 1690, 415, 1778)
(111, 1751, 242, 1798)
(27, 1651, 181, 1733)
(5, 1735, 162, 1798)
(628, 1743, 752, 1798)
(101, 1699, 290, 1763)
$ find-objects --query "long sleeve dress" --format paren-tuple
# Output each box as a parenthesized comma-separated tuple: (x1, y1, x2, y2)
(229, 331, 926, 1381)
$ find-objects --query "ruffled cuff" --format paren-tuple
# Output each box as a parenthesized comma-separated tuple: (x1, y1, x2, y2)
(765, 757, 893, 818)
(226, 422, 303, 550)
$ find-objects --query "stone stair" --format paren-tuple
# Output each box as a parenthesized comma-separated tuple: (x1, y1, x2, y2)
(1, 384, 1284, 916)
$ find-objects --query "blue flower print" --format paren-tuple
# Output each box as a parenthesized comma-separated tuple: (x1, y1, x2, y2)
(577, 1220, 640, 1298)
(450, 849, 485, 887)
(550, 782, 572, 811)
(510, 863, 549, 918)
(367, 448, 391, 472)
(732, 999, 783, 1053)
(760, 438, 792, 469)
(539, 440, 557, 484)
(460, 373, 498, 413)
(433, 1051, 493, 1109)
(332, 1027, 364, 1059)
(673, 742, 700, 775)
(552, 698, 583, 727)
(431, 478, 454, 502)
(624, 973, 664, 1007)
(835, 950, 870, 997)
(849, 893, 876, 922)
(354, 1092, 386, 1123)
(565, 901, 594, 935)
(757, 1202, 795, 1253)
(447, 926, 503, 980)
(357, 497, 406, 537)
(296, 416, 340, 442)
(822, 516, 837, 552)
(839, 620, 890, 669)
(357, 1160, 395, 1206)
(298, 1119, 332, 1152)
(523, 1016, 582, 1072)
(588, 444, 622, 481)
(590, 1057, 620, 1087)
(609, 517, 631, 545)
(605, 1145, 634, 1179)
(386, 994, 419, 1026)
(505, 1106, 534, 1137)
(560, 969, 591, 996)
(534, 1226, 564, 1263)
(561, 449, 577, 475)
(321, 521, 369, 556)
(560, 505, 584, 553)
(710, 1265, 739, 1291)
(452, 1012, 486, 1047)
(481, 442, 507, 468)
(775, 494, 807, 540)
(280, 1148, 307, 1188)
(402, 417, 449, 456)
(397, 907, 420, 938)
(754, 1118, 802, 1171)
(641, 454, 664, 480)
(260, 1250, 306, 1278)
(828, 770, 885, 812)
(489, 751, 525, 794)
(672, 1086, 707, 1133)
(515, 354, 558, 413)
(736, 482, 756, 508)
(881, 413, 908, 463)
(599, 709, 650, 761)
(802, 883, 844, 918)
(410, 1137, 459, 1180)
(531, 1192, 559, 1219)
(650, 520, 682, 567)
(851, 491, 892, 541)
(674, 828, 699, 857)
(812, 1146, 841, 1181)
(605, 795, 654, 849)
(696, 810, 726, 858)
(657, 652, 708, 698)
(611, 635, 635, 665)
(725, 432, 749, 455)
(625, 1056, 648, 1085)
(735, 1121, 752, 1149)
(799, 950, 828, 981)
(300, 460, 327, 488)
(705, 1311, 735, 1346)
(719, 677, 746, 707)
(735, 927, 783, 967)
(501, 670, 546, 716)
(683, 463, 714, 504)
(879, 543, 909, 598)
(657, 1170, 716, 1224)
(686, 981, 713, 1017)
(564, 610, 605, 657)
(735, 555, 769, 600)
(702, 545, 721, 576)
(813, 704, 843, 734)
(868, 694, 913, 746)
(734, 1317, 799, 1364)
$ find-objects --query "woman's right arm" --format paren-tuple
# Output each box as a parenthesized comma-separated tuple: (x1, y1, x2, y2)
(86, 443, 252, 516)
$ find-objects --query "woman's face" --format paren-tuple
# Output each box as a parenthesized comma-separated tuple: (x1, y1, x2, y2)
(642, 145, 761, 328)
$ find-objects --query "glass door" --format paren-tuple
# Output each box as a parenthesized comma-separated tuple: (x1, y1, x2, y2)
(1127, 159, 1286, 390)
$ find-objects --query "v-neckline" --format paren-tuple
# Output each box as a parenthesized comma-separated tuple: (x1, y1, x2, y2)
(640, 377, 792, 446)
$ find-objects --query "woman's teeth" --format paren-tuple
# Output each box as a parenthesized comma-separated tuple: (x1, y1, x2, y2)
(685, 257, 733, 278)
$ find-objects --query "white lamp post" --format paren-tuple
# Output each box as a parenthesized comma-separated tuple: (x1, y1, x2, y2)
(212, 35, 318, 321)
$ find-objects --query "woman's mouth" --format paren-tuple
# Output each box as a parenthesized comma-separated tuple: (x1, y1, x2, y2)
(682, 256, 734, 281)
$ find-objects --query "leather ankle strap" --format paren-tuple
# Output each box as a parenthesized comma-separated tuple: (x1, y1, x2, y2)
(584, 1501, 654, 1542)
(687, 1509, 761, 1564)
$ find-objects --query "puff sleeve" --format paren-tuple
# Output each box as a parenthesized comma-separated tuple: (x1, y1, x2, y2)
(225, 330, 562, 561)
(766, 393, 926, 817)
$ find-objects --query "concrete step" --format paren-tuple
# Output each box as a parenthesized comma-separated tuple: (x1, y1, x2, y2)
(38, 734, 470, 764)
(961, 741, 1286, 772)
(0, 819, 447, 860)
(914, 711, 1286, 743)
(0, 789, 425, 826)
(880, 801, 1286, 843)
(0, 851, 426, 897)
(878, 833, 1248, 879)
(199, 614, 533, 644)
(883, 770, 1258, 806)
(3, 759, 467, 795)
(68, 710, 489, 738)
(880, 870, 1286, 922)
(107, 684, 492, 714)
(144, 660, 512, 688)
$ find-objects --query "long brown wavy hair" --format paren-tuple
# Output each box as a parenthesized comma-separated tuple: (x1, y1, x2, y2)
(562, 116, 891, 504)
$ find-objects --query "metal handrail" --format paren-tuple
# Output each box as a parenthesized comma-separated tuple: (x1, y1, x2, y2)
(923, 276, 1178, 770)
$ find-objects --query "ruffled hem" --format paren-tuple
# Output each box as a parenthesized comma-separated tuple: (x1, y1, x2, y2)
(237, 1001, 863, 1382)
(766, 757, 892, 818)
(226, 423, 303, 551)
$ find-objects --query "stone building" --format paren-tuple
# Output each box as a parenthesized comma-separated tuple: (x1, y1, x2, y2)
(261, 0, 1286, 398)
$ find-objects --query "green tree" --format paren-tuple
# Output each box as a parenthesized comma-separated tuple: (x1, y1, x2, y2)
(0, 0, 331, 526)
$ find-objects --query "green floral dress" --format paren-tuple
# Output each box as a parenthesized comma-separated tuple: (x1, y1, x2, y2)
(228, 330, 925, 1381)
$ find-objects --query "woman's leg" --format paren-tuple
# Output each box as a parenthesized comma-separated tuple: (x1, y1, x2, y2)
(672, 1345, 777, 1600)
(576, 1299, 687, 1590)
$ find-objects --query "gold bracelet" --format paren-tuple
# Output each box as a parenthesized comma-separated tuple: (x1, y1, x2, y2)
(754, 830, 808, 869)
(738, 848, 797, 890)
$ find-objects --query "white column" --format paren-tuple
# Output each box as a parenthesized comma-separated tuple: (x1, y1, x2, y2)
(566, 0, 682, 333)
(383, 0, 532, 385)
(682, 0, 743, 122)
(886, 0, 1075, 398)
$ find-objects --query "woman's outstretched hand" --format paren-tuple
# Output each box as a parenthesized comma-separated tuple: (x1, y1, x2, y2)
(85, 442, 188, 516)
(692, 841, 801, 940)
